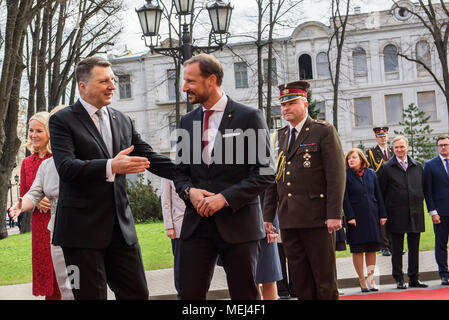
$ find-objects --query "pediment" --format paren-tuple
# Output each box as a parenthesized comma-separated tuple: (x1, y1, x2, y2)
(291, 21, 329, 41)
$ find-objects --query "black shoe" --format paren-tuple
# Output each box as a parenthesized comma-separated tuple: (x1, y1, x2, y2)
(442, 277, 449, 285)
(382, 249, 391, 256)
(278, 291, 290, 299)
(408, 280, 428, 288)
(360, 287, 370, 293)
(396, 280, 407, 289)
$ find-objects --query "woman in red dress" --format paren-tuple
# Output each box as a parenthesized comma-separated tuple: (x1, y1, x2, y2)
(19, 111, 61, 300)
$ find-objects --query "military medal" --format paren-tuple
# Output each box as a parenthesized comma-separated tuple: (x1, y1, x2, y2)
(303, 160, 311, 168)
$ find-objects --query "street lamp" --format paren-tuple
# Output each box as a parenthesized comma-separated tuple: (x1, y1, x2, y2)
(136, 0, 233, 111)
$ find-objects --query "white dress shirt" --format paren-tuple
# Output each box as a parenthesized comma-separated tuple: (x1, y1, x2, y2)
(202, 93, 228, 159)
(287, 115, 308, 147)
(79, 97, 115, 182)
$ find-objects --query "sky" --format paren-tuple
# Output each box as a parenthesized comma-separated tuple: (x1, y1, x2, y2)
(112, 0, 395, 55)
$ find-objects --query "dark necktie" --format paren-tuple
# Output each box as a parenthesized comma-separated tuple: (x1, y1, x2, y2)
(384, 149, 388, 160)
(445, 159, 449, 177)
(203, 109, 214, 163)
(96, 109, 113, 158)
(288, 128, 297, 153)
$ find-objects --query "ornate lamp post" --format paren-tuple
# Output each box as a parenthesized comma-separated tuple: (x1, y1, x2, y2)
(136, 0, 233, 112)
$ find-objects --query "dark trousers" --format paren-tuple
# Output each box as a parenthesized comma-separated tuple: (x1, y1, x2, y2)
(276, 243, 295, 295)
(380, 224, 391, 250)
(281, 227, 338, 300)
(179, 218, 260, 300)
(171, 238, 181, 299)
(391, 232, 421, 282)
(61, 219, 149, 300)
(434, 216, 449, 278)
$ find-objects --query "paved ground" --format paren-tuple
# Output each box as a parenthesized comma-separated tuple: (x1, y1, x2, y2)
(0, 226, 443, 300)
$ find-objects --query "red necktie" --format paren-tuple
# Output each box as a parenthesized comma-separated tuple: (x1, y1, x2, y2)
(203, 110, 214, 161)
(384, 150, 388, 160)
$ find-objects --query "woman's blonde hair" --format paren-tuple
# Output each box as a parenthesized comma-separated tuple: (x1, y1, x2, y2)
(26, 111, 51, 154)
(26, 105, 68, 154)
(345, 148, 370, 169)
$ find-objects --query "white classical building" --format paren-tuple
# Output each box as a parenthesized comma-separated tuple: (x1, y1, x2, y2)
(109, 1, 448, 191)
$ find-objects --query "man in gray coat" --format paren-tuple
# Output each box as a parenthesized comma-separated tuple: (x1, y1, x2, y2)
(377, 135, 427, 289)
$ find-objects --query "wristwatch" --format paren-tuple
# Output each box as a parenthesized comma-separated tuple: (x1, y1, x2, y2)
(182, 186, 192, 201)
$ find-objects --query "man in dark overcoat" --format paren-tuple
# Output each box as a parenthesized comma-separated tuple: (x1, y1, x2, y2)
(263, 80, 346, 300)
(377, 135, 427, 289)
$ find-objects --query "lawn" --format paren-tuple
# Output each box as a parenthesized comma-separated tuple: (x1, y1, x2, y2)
(0, 207, 437, 286)
(0, 222, 173, 286)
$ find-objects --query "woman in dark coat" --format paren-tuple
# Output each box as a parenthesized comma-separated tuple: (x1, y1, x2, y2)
(343, 148, 387, 292)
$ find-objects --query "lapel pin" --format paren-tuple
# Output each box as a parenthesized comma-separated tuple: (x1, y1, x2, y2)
(228, 113, 232, 118)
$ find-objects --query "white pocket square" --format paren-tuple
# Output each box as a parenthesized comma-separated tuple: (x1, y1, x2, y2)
(222, 132, 241, 138)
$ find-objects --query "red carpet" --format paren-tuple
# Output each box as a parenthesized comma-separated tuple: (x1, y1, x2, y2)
(340, 287, 449, 300)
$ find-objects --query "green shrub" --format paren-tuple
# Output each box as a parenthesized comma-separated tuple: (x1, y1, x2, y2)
(126, 174, 162, 223)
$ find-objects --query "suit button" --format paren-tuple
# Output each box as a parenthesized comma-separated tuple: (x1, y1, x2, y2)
(287, 161, 291, 165)
(286, 171, 291, 175)
(288, 193, 292, 197)
(320, 194, 324, 198)
(287, 182, 291, 187)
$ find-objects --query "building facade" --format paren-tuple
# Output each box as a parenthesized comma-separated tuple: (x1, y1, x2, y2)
(109, 1, 448, 192)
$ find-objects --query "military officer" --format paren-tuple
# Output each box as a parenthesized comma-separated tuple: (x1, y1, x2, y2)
(263, 80, 346, 300)
(366, 127, 393, 173)
(366, 126, 394, 256)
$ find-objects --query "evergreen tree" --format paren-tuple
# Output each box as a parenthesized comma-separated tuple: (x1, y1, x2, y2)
(394, 103, 435, 163)
(307, 89, 320, 119)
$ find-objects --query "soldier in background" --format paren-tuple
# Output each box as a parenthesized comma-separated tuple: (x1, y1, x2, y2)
(366, 127, 393, 256)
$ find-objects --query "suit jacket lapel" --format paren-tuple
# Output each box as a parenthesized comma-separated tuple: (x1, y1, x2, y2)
(209, 98, 235, 166)
(72, 100, 110, 158)
(287, 116, 312, 159)
(107, 107, 120, 157)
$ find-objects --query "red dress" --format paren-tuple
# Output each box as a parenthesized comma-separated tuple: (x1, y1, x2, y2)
(20, 152, 58, 297)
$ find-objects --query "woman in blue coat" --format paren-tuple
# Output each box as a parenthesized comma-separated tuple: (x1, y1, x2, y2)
(343, 148, 387, 292)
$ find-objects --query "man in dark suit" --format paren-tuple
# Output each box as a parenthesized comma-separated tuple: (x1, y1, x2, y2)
(423, 134, 449, 285)
(263, 80, 346, 300)
(366, 126, 394, 256)
(174, 53, 275, 300)
(377, 135, 427, 289)
(49, 56, 174, 300)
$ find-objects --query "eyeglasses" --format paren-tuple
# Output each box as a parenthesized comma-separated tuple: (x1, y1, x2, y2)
(438, 144, 449, 148)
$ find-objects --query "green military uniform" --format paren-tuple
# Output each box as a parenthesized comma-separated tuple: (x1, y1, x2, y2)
(263, 80, 346, 300)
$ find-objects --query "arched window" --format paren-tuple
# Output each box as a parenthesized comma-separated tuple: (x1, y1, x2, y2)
(416, 40, 431, 76)
(299, 54, 313, 80)
(352, 47, 367, 77)
(383, 44, 399, 80)
(316, 52, 330, 78)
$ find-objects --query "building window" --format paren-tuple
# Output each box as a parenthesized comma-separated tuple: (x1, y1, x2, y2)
(263, 58, 278, 85)
(417, 90, 437, 121)
(299, 54, 313, 80)
(354, 97, 372, 127)
(385, 94, 403, 124)
(316, 101, 326, 120)
(416, 40, 431, 77)
(118, 75, 132, 99)
(353, 47, 367, 77)
(167, 69, 177, 101)
(316, 52, 330, 78)
(272, 116, 283, 129)
(168, 115, 177, 148)
(383, 44, 399, 80)
(234, 62, 248, 88)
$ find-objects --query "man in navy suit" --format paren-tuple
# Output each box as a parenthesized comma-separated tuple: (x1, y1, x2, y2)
(174, 53, 275, 299)
(423, 134, 449, 285)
